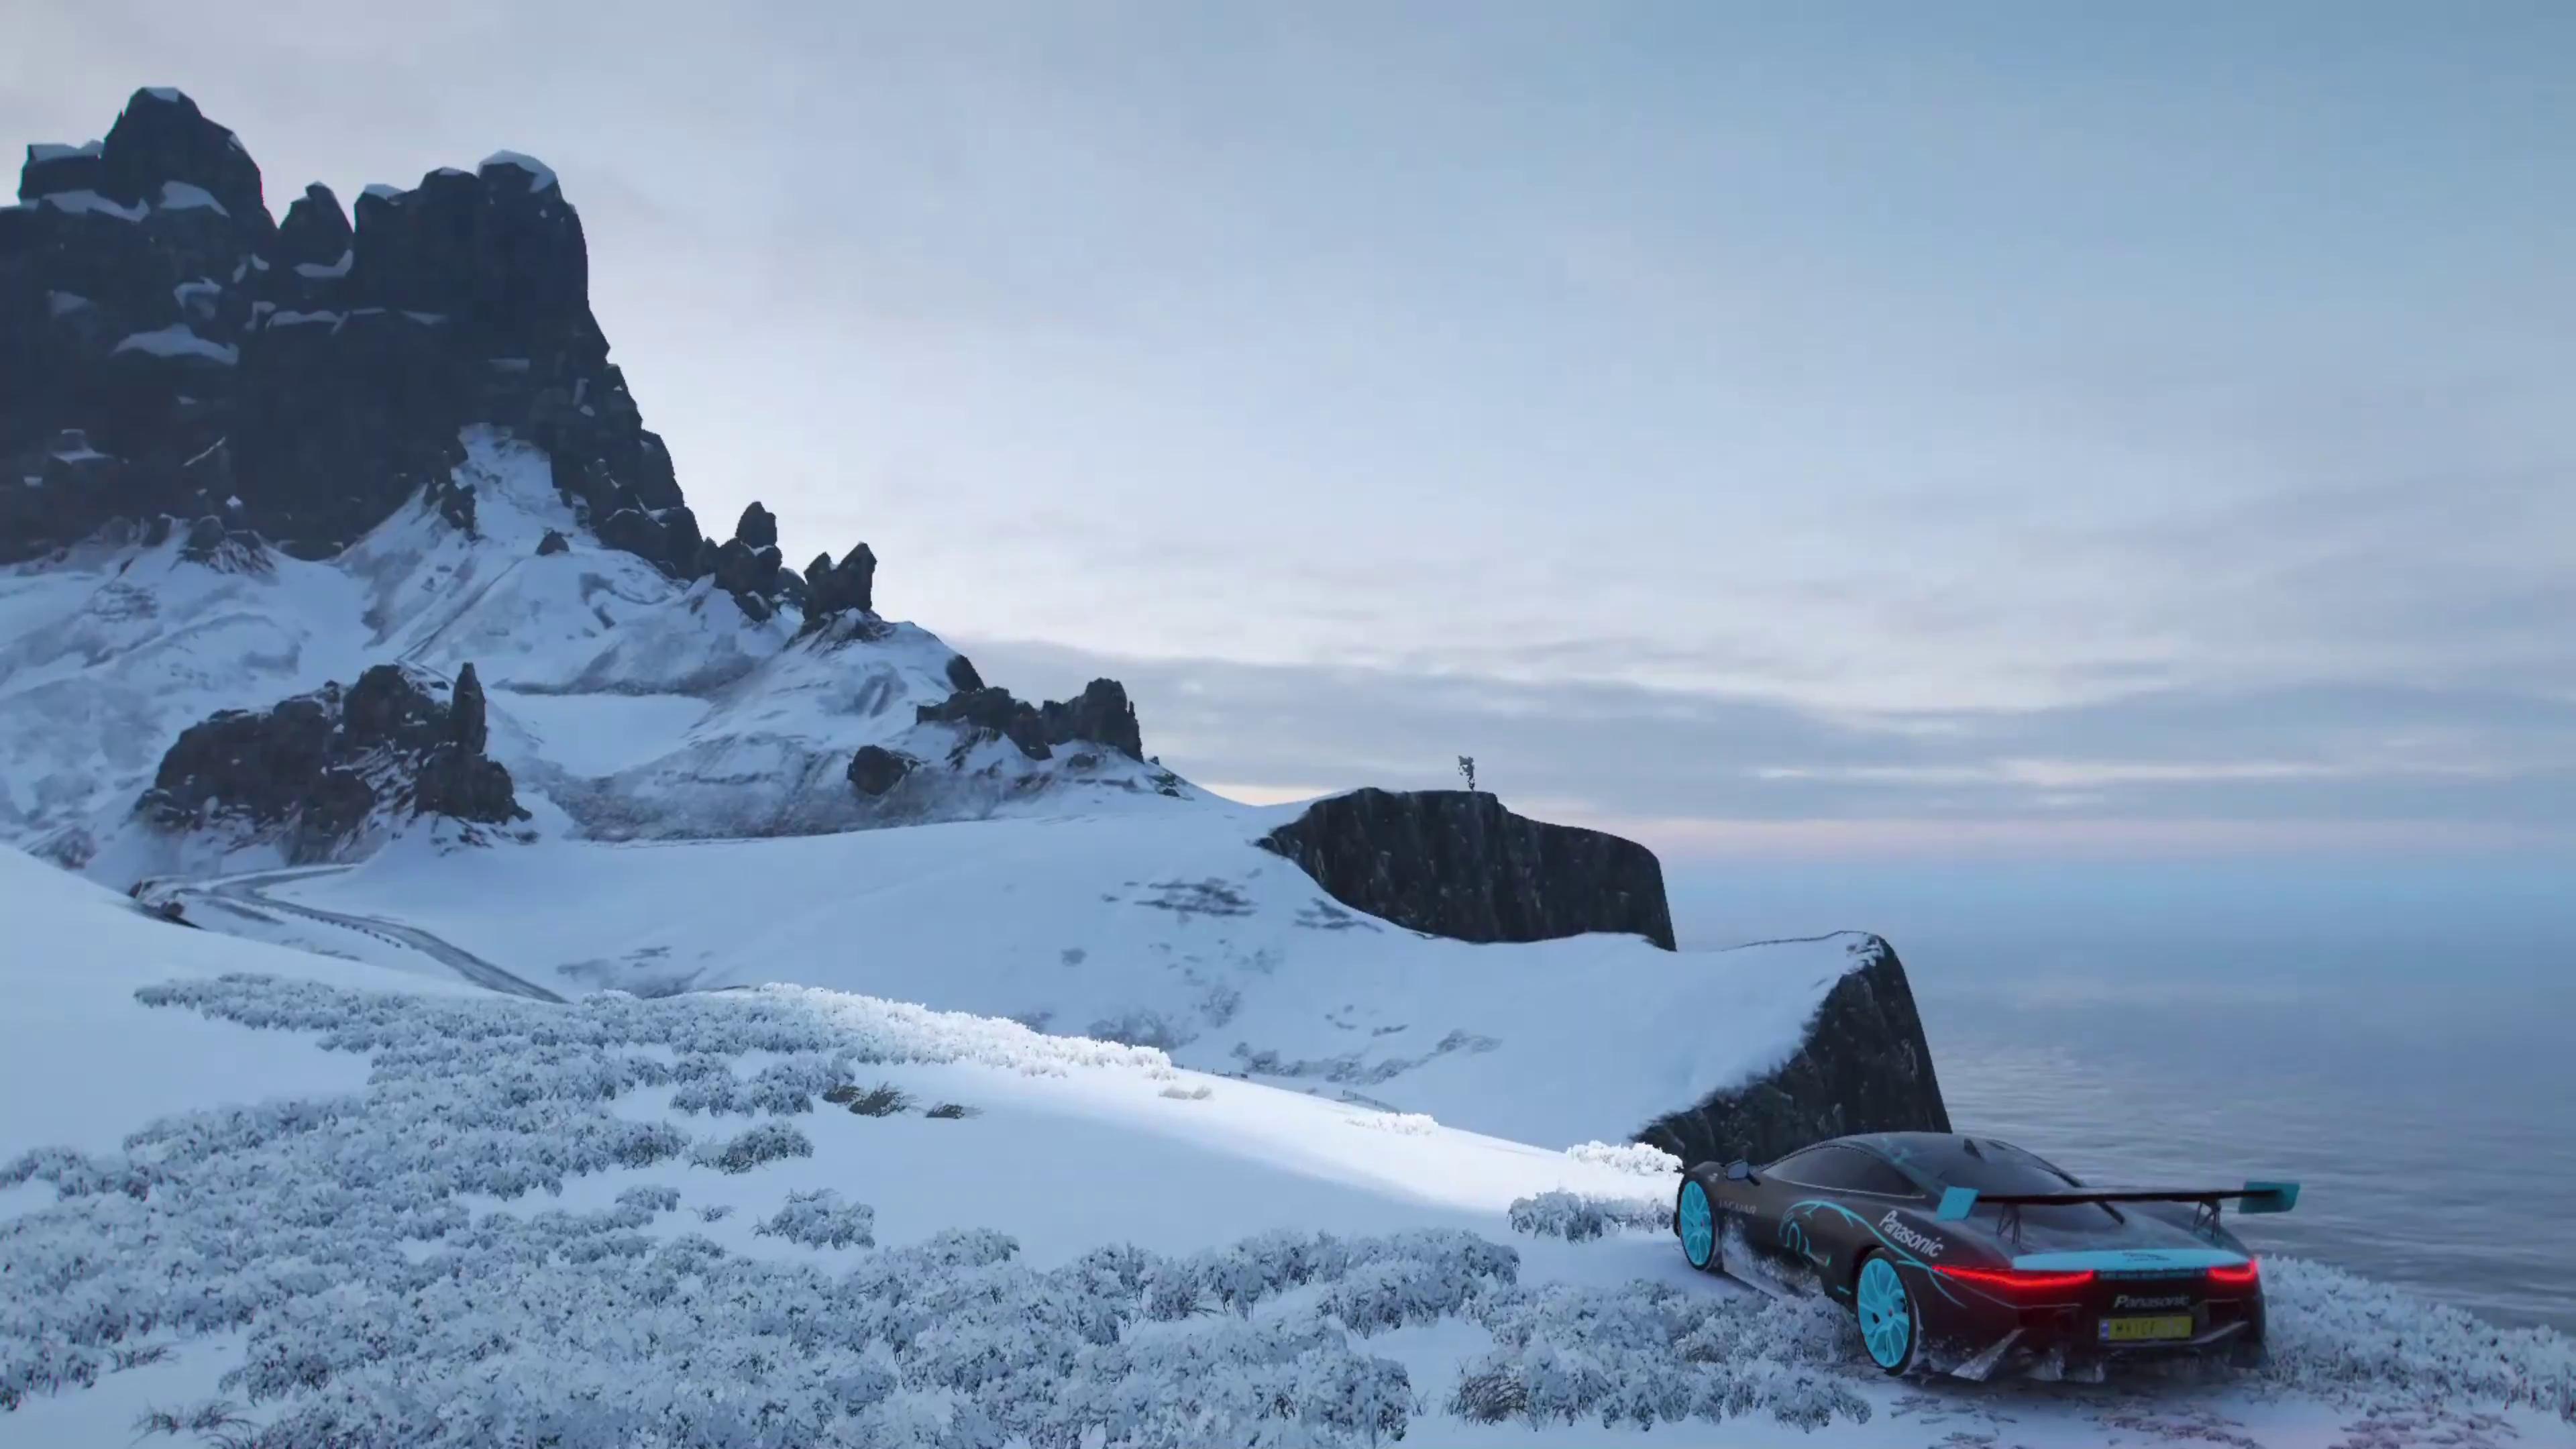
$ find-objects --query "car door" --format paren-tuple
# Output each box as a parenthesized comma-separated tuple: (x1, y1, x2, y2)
(1743, 1145, 1849, 1271)
(1764, 1145, 1927, 1284)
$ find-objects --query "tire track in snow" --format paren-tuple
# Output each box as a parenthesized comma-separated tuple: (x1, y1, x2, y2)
(182, 866, 568, 1004)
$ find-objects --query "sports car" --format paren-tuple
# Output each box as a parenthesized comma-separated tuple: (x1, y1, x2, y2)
(1672, 1131, 2298, 1379)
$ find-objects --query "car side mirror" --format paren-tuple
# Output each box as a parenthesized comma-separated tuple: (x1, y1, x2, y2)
(1724, 1159, 1756, 1183)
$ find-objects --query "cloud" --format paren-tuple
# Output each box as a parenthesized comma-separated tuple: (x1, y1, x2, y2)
(956, 636, 2576, 857)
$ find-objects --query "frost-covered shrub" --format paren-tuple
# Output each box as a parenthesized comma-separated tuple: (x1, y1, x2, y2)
(1159, 1083, 1212, 1102)
(1564, 1140, 1681, 1177)
(2262, 1257, 2576, 1421)
(1346, 1111, 1436, 1135)
(1507, 1189, 1670, 1241)
(616, 1183, 680, 1215)
(757, 1188, 877, 1249)
(0, 973, 1489, 1444)
(923, 1102, 979, 1120)
(690, 1120, 812, 1173)
(670, 1051, 847, 1116)
(831, 1082, 912, 1117)
(1449, 1280, 1870, 1432)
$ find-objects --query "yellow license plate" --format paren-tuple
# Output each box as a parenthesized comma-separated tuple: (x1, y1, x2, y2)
(2100, 1314, 2194, 1343)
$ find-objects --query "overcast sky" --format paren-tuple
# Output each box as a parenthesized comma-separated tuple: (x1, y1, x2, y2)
(11, 3, 2571, 859)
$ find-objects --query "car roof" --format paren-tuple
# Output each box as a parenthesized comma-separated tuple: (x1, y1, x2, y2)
(1827, 1131, 2061, 1189)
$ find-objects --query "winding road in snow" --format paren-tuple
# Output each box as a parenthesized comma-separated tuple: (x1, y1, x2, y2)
(173, 865, 568, 1004)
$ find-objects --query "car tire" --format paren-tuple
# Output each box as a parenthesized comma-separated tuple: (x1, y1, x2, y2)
(1854, 1251, 1922, 1375)
(1676, 1177, 1720, 1273)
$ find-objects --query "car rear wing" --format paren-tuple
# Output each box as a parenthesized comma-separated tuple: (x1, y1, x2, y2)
(1937, 1181, 2300, 1223)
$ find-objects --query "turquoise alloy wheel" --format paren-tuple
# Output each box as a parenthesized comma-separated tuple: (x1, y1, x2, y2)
(1857, 1254, 1916, 1373)
(1678, 1179, 1717, 1271)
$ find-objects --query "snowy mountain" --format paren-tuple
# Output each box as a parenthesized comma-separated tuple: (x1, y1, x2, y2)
(5, 87, 2572, 1446)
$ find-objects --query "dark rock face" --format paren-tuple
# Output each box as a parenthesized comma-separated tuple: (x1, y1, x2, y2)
(140, 661, 527, 861)
(945, 653, 985, 693)
(803, 543, 877, 621)
(1634, 935, 1951, 1169)
(1039, 679, 1143, 761)
(1, 89, 680, 572)
(535, 527, 568, 555)
(735, 500, 776, 551)
(910, 677, 1150, 765)
(1256, 788, 1676, 950)
(916, 686, 1051, 760)
(450, 661, 488, 753)
(846, 744, 916, 796)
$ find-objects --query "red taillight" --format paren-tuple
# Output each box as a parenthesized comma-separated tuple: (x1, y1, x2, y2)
(2206, 1258, 2261, 1291)
(1933, 1265, 2098, 1299)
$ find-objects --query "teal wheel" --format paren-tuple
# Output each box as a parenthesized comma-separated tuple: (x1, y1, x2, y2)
(1856, 1252, 1920, 1374)
(1676, 1179, 1718, 1272)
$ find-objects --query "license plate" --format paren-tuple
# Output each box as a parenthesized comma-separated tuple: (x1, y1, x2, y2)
(2100, 1314, 2194, 1343)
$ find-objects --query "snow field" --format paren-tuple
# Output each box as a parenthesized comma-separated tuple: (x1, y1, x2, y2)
(5, 963, 2569, 1448)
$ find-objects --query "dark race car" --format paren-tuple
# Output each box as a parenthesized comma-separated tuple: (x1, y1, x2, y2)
(1672, 1131, 2298, 1380)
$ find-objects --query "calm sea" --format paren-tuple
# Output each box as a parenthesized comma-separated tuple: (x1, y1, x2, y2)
(1668, 857, 2576, 1334)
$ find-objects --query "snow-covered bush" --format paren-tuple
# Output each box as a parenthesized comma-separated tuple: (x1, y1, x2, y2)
(1450, 1280, 1869, 1432)
(1507, 1189, 1670, 1240)
(826, 1081, 912, 1116)
(690, 1119, 812, 1173)
(0, 972, 1498, 1444)
(756, 1188, 877, 1249)
(2263, 1257, 2576, 1421)
(1346, 1111, 1436, 1136)
(1563, 1140, 1681, 1177)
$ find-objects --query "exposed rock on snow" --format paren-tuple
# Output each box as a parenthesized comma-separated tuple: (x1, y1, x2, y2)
(911, 677, 1148, 764)
(801, 541, 878, 620)
(846, 743, 916, 796)
(138, 661, 527, 863)
(1636, 933, 1950, 1169)
(1258, 788, 1678, 950)
(1, 89, 673, 569)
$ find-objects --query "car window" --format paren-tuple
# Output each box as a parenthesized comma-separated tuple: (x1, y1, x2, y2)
(1764, 1144, 1835, 1179)
(1941, 1140, 2081, 1195)
(1944, 1139, 2114, 1226)
(1770, 1146, 1917, 1197)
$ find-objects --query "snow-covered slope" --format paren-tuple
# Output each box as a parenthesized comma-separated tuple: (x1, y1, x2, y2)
(7, 845, 2571, 1448)
(0, 428, 1179, 873)
(146, 803, 1841, 1150)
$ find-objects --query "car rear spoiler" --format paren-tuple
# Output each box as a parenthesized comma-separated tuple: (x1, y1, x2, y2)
(1937, 1181, 2300, 1222)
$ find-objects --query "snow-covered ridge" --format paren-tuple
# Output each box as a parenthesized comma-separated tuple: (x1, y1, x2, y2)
(3, 850, 2567, 1447)
(2, 428, 1175, 867)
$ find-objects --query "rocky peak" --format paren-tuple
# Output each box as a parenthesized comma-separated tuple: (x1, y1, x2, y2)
(1, 89, 670, 567)
(802, 543, 878, 621)
(95, 89, 270, 239)
(274, 182, 352, 268)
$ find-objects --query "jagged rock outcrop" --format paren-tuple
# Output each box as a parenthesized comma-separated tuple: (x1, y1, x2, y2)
(908, 677, 1148, 765)
(916, 686, 1051, 759)
(846, 744, 916, 796)
(1039, 680, 1143, 762)
(1256, 788, 1676, 949)
(802, 543, 877, 621)
(945, 654, 985, 693)
(139, 661, 527, 861)
(1633, 934, 1951, 1168)
(1, 89, 676, 567)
